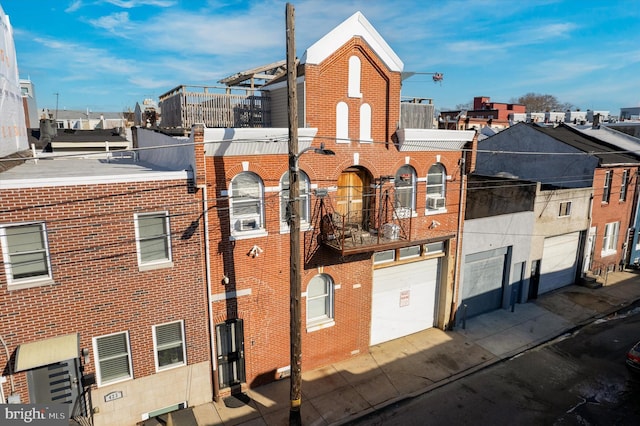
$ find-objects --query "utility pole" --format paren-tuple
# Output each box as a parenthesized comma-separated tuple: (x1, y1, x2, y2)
(286, 3, 302, 425)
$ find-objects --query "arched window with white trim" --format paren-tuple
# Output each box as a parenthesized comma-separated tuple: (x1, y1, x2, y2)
(336, 101, 349, 143)
(280, 170, 310, 226)
(230, 172, 264, 233)
(426, 164, 446, 211)
(360, 103, 372, 143)
(306, 274, 334, 327)
(395, 165, 416, 216)
(348, 55, 362, 98)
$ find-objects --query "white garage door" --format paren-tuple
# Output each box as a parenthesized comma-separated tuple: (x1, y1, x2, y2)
(370, 259, 439, 346)
(539, 232, 580, 294)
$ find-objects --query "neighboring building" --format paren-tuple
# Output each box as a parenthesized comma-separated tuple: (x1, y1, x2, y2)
(138, 11, 476, 398)
(440, 96, 525, 131)
(0, 154, 212, 425)
(41, 108, 127, 131)
(475, 122, 640, 277)
(620, 106, 640, 121)
(0, 4, 28, 159)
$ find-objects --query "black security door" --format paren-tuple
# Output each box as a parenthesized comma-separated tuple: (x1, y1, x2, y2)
(216, 319, 246, 389)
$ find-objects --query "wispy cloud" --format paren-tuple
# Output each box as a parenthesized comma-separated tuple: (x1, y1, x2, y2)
(88, 12, 133, 34)
(65, 1, 83, 13)
(102, 0, 176, 8)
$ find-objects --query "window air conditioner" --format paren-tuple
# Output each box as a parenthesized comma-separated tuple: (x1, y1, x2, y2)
(237, 218, 259, 231)
(427, 196, 446, 209)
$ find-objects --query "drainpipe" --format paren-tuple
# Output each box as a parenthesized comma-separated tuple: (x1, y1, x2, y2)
(199, 184, 219, 401)
(450, 154, 467, 329)
(0, 334, 16, 402)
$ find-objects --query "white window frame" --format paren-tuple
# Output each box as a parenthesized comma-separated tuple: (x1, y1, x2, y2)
(602, 221, 620, 256)
(395, 165, 417, 217)
(558, 201, 572, 217)
(426, 163, 446, 212)
(306, 274, 335, 329)
(620, 169, 629, 201)
(93, 331, 133, 387)
(230, 172, 266, 239)
(0, 222, 53, 288)
(336, 102, 349, 143)
(153, 320, 186, 372)
(134, 211, 172, 270)
(602, 170, 612, 203)
(280, 170, 311, 229)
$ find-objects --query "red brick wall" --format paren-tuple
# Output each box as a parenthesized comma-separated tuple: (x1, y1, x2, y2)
(0, 179, 209, 402)
(205, 37, 463, 389)
(590, 166, 638, 268)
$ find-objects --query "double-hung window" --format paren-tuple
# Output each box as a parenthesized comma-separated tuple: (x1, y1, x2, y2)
(280, 171, 311, 227)
(153, 320, 186, 371)
(0, 222, 52, 287)
(395, 165, 416, 217)
(602, 221, 620, 255)
(426, 164, 446, 211)
(306, 274, 334, 328)
(93, 331, 133, 386)
(135, 212, 172, 269)
(620, 169, 629, 201)
(602, 170, 613, 203)
(230, 172, 265, 235)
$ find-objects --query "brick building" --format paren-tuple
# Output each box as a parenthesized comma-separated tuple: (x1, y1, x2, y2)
(138, 11, 476, 398)
(0, 156, 212, 425)
(440, 96, 526, 130)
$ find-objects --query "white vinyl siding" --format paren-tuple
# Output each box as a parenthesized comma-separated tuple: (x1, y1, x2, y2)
(153, 321, 186, 371)
(94, 332, 133, 386)
(0, 222, 52, 286)
(135, 212, 172, 268)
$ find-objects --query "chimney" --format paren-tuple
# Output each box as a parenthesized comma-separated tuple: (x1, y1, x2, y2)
(592, 113, 600, 129)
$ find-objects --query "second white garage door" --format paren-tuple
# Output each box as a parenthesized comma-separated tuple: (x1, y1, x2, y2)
(539, 232, 580, 294)
(370, 259, 440, 346)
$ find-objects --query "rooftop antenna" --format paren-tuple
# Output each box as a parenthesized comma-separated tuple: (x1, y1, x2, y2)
(54, 92, 59, 121)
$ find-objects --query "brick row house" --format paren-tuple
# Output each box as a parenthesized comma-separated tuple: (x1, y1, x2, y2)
(0, 155, 212, 425)
(138, 11, 476, 398)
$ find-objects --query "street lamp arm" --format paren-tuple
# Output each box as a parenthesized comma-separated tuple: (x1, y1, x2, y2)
(292, 143, 335, 171)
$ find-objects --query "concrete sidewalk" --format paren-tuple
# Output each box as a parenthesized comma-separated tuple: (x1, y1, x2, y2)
(190, 270, 640, 426)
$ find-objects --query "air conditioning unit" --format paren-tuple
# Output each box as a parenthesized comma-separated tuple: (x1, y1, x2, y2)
(237, 217, 259, 231)
(427, 196, 446, 209)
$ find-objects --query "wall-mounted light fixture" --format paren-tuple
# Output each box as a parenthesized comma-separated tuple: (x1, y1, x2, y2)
(222, 275, 230, 285)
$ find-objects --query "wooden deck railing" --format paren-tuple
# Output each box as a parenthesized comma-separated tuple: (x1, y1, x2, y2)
(158, 85, 271, 129)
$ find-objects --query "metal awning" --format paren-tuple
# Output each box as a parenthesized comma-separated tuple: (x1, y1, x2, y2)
(15, 333, 79, 372)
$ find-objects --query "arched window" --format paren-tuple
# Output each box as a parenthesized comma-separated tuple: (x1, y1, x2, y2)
(230, 172, 264, 233)
(307, 274, 334, 326)
(348, 56, 362, 98)
(426, 164, 446, 210)
(395, 165, 416, 215)
(336, 101, 349, 143)
(280, 170, 310, 225)
(360, 103, 372, 142)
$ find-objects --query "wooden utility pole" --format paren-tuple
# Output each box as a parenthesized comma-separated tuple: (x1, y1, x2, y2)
(286, 3, 302, 425)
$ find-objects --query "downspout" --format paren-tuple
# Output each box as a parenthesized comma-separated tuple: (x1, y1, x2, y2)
(199, 184, 219, 402)
(450, 154, 467, 329)
(0, 334, 16, 401)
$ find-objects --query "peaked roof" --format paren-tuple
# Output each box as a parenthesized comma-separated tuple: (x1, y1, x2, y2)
(301, 11, 403, 72)
(532, 123, 638, 165)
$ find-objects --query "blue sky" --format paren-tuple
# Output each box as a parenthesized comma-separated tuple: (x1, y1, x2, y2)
(3, 0, 640, 115)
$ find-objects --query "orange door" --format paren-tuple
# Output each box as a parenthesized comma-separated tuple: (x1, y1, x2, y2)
(337, 169, 369, 224)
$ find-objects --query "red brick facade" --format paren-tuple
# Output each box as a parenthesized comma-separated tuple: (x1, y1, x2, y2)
(202, 30, 467, 393)
(0, 177, 211, 420)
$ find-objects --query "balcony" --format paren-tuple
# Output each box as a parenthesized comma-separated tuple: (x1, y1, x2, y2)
(310, 188, 414, 255)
